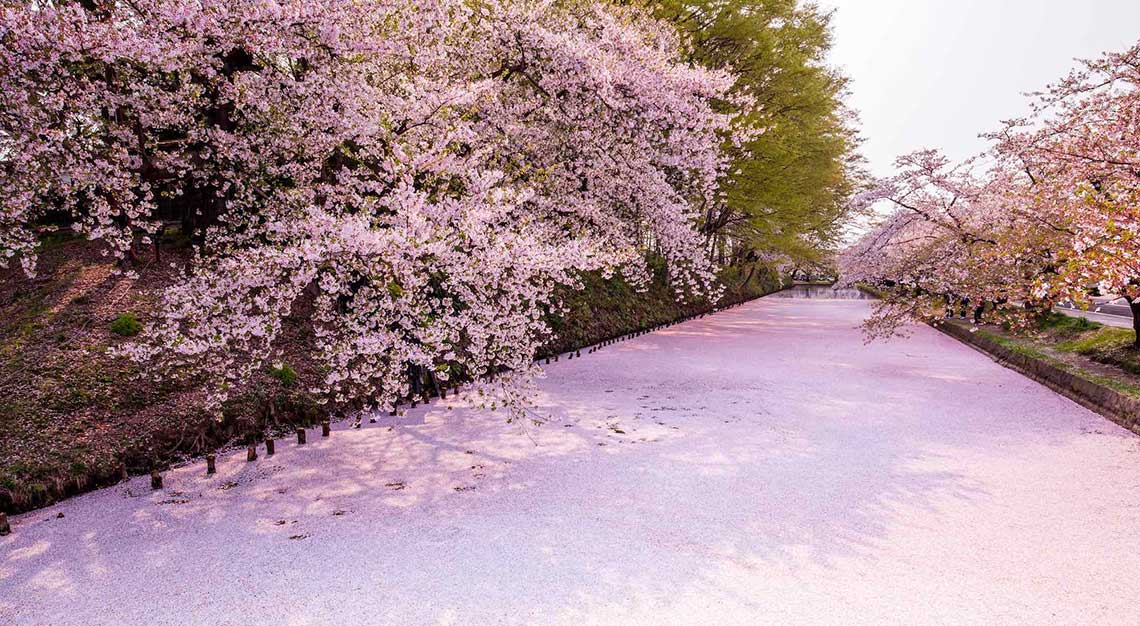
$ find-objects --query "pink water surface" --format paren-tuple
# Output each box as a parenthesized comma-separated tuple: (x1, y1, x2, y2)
(3, 297, 1139, 625)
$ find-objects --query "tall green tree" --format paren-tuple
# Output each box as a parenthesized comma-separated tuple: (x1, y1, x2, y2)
(650, 0, 864, 278)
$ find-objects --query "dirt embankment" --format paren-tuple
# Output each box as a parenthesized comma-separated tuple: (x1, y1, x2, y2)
(0, 238, 779, 513)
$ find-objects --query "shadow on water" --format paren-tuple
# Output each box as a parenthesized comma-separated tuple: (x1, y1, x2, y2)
(768, 284, 874, 300)
(6, 293, 1128, 626)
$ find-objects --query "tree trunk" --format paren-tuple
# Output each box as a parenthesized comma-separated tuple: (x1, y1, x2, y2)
(737, 265, 757, 289)
(1128, 297, 1140, 349)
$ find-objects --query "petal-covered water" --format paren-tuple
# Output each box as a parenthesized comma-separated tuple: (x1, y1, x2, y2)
(2, 297, 1137, 626)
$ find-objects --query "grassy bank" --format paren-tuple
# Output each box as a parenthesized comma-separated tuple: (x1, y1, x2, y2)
(858, 284, 1140, 403)
(0, 240, 780, 513)
(967, 313, 1140, 398)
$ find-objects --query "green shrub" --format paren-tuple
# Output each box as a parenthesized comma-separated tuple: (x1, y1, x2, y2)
(269, 362, 298, 387)
(1075, 317, 1098, 331)
(109, 313, 142, 336)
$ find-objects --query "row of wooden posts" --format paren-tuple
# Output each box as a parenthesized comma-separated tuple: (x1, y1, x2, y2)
(151, 300, 748, 487)
(147, 418, 333, 489)
(0, 298, 752, 536)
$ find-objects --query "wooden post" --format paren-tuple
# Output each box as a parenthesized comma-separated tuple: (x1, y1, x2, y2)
(247, 445, 257, 462)
(265, 438, 275, 456)
(150, 470, 163, 490)
(575, 350, 581, 357)
(296, 427, 306, 445)
(206, 454, 217, 475)
(321, 420, 331, 437)
(0, 512, 9, 536)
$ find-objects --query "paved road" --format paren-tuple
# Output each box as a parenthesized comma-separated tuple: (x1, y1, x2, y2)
(1056, 300, 1135, 329)
(3, 296, 1140, 626)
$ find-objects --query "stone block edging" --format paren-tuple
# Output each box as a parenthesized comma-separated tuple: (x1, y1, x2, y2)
(936, 321, 1140, 436)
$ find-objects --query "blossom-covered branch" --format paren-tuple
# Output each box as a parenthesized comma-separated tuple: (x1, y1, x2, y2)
(0, 0, 737, 415)
(841, 41, 1140, 340)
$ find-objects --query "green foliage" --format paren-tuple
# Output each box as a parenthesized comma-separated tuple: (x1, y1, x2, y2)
(985, 314, 1140, 390)
(651, 0, 863, 269)
(1058, 328, 1135, 354)
(109, 313, 142, 336)
(35, 230, 82, 251)
(269, 362, 298, 387)
(1039, 312, 1100, 333)
(1056, 327, 1140, 376)
(162, 225, 194, 250)
(976, 330, 1049, 360)
(977, 329, 1140, 395)
(1032, 313, 1139, 373)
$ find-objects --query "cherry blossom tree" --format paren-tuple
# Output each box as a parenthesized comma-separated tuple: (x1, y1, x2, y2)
(0, 0, 737, 416)
(841, 151, 1034, 336)
(843, 41, 1140, 343)
(990, 42, 1140, 342)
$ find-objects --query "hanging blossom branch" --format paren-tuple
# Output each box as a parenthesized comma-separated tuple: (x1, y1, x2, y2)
(840, 40, 1140, 341)
(0, 0, 739, 417)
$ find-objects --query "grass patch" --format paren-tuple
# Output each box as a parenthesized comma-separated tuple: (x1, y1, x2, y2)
(1083, 372, 1140, 397)
(975, 326, 1140, 394)
(977, 322, 1140, 398)
(543, 259, 780, 355)
(1039, 312, 1102, 334)
(1052, 322, 1140, 376)
(978, 330, 1057, 363)
(110, 313, 143, 336)
(1057, 327, 1135, 353)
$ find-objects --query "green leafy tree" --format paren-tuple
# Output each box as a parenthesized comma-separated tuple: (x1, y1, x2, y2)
(648, 0, 864, 278)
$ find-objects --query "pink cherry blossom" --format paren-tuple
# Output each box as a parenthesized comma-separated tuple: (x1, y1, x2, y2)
(842, 41, 1140, 339)
(0, 0, 737, 415)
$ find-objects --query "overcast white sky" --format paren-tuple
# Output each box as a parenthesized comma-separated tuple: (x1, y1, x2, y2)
(820, 0, 1140, 177)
